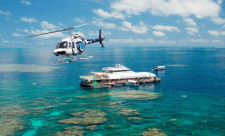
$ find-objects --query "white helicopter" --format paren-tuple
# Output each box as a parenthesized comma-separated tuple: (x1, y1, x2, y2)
(26, 16, 112, 65)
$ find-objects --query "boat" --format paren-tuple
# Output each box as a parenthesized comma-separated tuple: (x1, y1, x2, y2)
(155, 66, 165, 71)
(125, 80, 139, 86)
(80, 64, 160, 88)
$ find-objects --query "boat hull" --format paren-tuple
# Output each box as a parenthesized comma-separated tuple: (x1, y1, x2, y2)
(80, 77, 160, 88)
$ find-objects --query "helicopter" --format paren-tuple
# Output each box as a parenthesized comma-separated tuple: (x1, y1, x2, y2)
(26, 16, 113, 65)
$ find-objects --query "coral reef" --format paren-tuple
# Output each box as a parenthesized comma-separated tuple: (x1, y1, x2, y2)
(127, 117, 142, 120)
(74, 90, 161, 101)
(127, 117, 143, 124)
(113, 91, 162, 100)
(31, 98, 47, 106)
(57, 110, 106, 135)
(0, 105, 28, 117)
(56, 130, 84, 136)
(167, 118, 181, 127)
(64, 99, 72, 103)
(58, 110, 107, 125)
(108, 101, 123, 106)
(0, 105, 26, 136)
(0, 118, 24, 136)
(85, 125, 97, 130)
(142, 128, 167, 136)
(75, 96, 87, 99)
(119, 109, 141, 116)
(58, 117, 107, 125)
(64, 126, 84, 130)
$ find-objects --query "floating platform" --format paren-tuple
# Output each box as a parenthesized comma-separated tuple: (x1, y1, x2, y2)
(80, 64, 160, 88)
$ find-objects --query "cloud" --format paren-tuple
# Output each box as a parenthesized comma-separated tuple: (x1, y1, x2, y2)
(189, 39, 209, 43)
(208, 30, 219, 36)
(107, 38, 154, 43)
(88, 31, 97, 37)
(16, 28, 29, 33)
(12, 33, 23, 37)
(88, 30, 111, 37)
(208, 30, 225, 36)
(74, 17, 86, 23)
(93, 9, 125, 19)
(89, 30, 111, 37)
(183, 18, 197, 26)
(152, 25, 180, 32)
(217, 0, 223, 5)
(212, 39, 224, 43)
(28, 29, 66, 38)
(1, 38, 9, 43)
(107, 38, 177, 45)
(40, 21, 57, 30)
(58, 22, 64, 27)
(20, 17, 37, 23)
(21, 0, 31, 6)
(210, 17, 225, 24)
(119, 21, 148, 34)
(0, 10, 11, 16)
(18, 21, 66, 38)
(89, 0, 104, 4)
(186, 27, 198, 35)
(111, 0, 223, 24)
(102, 31, 112, 36)
(94, 21, 117, 29)
(152, 31, 165, 37)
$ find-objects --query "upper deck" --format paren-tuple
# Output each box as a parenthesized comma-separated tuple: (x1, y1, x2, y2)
(102, 64, 130, 72)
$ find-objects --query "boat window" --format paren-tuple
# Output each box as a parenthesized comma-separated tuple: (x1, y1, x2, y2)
(72, 42, 75, 48)
(58, 41, 68, 48)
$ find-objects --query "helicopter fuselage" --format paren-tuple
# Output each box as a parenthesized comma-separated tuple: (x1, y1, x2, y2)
(53, 35, 103, 57)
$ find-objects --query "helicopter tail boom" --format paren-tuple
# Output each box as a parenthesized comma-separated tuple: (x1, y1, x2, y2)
(86, 29, 105, 47)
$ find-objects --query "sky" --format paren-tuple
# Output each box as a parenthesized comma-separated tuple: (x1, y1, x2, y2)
(0, 0, 225, 47)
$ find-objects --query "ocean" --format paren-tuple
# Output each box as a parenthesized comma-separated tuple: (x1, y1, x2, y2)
(0, 46, 225, 136)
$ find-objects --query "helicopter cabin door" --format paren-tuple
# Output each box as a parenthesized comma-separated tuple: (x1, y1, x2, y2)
(67, 42, 72, 55)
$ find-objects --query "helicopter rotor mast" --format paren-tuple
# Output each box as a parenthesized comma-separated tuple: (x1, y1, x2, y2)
(25, 15, 117, 38)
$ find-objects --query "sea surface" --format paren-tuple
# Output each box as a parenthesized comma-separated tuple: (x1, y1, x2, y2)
(0, 46, 225, 136)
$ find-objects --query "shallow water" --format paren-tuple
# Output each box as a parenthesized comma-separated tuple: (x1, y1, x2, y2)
(0, 47, 225, 136)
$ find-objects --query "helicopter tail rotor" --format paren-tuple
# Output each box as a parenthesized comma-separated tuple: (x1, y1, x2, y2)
(99, 29, 105, 48)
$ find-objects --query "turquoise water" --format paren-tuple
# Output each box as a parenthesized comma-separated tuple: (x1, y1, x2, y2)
(0, 47, 225, 136)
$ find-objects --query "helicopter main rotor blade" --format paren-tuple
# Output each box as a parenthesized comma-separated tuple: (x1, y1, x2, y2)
(25, 14, 118, 38)
(25, 28, 68, 38)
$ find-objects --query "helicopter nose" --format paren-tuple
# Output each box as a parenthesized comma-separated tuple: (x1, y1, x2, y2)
(53, 49, 66, 56)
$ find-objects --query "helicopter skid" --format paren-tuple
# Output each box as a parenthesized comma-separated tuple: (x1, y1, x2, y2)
(53, 56, 93, 65)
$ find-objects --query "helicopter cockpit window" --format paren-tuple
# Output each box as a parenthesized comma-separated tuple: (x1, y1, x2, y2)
(55, 43, 60, 49)
(57, 41, 68, 49)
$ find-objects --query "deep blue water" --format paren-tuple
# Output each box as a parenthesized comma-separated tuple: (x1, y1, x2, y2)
(0, 46, 225, 136)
